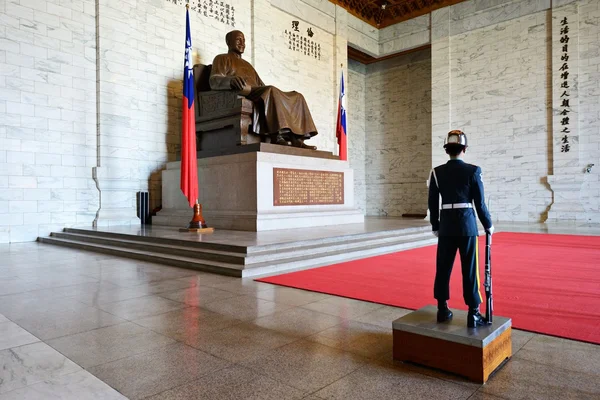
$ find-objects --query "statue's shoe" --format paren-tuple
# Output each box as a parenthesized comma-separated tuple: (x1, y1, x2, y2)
(467, 310, 490, 328)
(437, 308, 453, 323)
(290, 136, 316, 150)
(274, 134, 288, 145)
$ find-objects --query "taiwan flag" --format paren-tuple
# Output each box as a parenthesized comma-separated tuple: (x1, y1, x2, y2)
(180, 8, 198, 208)
(336, 71, 347, 161)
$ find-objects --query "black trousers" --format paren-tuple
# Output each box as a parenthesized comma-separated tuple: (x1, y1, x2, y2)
(434, 235, 482, 308)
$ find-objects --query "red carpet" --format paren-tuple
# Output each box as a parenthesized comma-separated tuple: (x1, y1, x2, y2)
(257, 232, 600, 345)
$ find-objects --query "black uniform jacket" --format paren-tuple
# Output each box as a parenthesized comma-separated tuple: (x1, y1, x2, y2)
(428, 159, 493, 237)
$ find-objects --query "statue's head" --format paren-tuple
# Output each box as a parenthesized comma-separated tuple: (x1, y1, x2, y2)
(226, 30, 245, 55)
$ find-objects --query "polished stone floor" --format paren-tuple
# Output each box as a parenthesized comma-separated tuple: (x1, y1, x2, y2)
(1, 222, 599, 399)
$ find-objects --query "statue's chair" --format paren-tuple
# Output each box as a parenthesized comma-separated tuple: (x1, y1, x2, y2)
(193, 64, 260, 152)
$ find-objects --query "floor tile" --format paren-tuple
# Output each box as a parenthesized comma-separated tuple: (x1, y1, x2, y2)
(510, 329, 536, 354)
(465, 391, 506, 400)
(0, 370, 127, 400)
(20, 273, 98, 290)
(255, 286, 331, 306)
(240, 339, 367, 393)
(0, 293, 87, 320)
(186, 322, 299, 363)
(95, 295, 188, 320)
(0, 277, 44, 296)
(65, 279, 192, 306)
(480, 357, 600, 399)
(252, 307, 346, 338)
(301, 296, 384, 319)
(0, 342, 81, 394)
(314, 361, 476, 400)
(200, 295, 293, 321)
(13, 305, 126, 340)
(174, 273, 236, 287)
(133, 307, 243, 341)
(0, 321, 39, 351)
(306, 320, 393, 359)
(514, 334, 600, 376)
(146, 365, 306, 400)
(206, 278, 280, 295)
(88, 342, 230, 400)
(47, 322, 175, 368)
(49, 281, 122, 298)
(350, 305, 412, 329)
(158, 285, 239, 307)
(69, 284, 163, 305)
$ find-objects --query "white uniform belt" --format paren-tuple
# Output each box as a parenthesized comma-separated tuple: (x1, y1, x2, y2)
(441, 203, 473, 209)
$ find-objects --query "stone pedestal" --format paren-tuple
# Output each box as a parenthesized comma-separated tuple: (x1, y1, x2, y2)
(92, 167, 140, 227)
(393, 305, 512, 383)
(154, 146, 364, 231)
(546, 174, 585, 222)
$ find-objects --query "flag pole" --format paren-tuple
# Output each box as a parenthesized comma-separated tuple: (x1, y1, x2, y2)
(179, 1, 213, 233)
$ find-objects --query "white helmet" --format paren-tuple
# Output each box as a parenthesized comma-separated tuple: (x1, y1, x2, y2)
(444, 130, 468, 148)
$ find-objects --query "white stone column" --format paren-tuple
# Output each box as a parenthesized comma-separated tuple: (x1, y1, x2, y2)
(92, 0, 141, 227)
(547, 2, 586, 222)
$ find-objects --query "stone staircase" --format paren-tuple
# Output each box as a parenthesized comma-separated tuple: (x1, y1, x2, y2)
(38, 225, 437, 277)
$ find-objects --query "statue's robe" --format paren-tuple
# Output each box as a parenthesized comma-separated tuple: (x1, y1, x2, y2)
(209, 52, 318, 138)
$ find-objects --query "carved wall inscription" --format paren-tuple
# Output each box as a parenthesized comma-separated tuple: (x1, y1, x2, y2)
(273, 168, 344, 206)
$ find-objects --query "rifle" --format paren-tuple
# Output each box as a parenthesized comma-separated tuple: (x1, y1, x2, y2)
(484, 231, 493, 323)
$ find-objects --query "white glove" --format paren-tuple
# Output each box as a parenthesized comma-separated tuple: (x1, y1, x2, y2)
(485, 225, 495, 235)
(433, 231, 439, 237)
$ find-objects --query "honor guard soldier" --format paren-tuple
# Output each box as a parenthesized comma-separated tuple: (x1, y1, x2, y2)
(428, 130, 494, 328)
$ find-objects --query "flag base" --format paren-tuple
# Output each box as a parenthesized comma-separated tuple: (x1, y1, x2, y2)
(179, 227, 215, 233)
(180, 203, 214, 234)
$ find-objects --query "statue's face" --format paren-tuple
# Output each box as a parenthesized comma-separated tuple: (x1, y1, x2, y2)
(228, 32, 245, 55)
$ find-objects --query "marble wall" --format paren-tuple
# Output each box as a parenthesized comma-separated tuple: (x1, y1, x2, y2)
(432, 0, 599, 223)
(449, 11, 552, 221)
(364, 49, 432, 217)
(0, 0, 98, 242)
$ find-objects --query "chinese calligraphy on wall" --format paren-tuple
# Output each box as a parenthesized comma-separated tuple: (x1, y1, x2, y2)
(284, 20, 321, 60)
(166, 0, 236, 27)
(559, 16, 570, 153)
(273, 168, 344, 206)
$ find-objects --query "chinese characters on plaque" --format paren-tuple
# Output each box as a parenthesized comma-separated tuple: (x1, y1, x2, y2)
(166, 0, 236, 27)
(273, 168, 344, 206)
(559, 16, 570, 153)
(284, 20, 321, 60)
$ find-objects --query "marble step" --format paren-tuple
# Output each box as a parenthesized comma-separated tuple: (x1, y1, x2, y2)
(49, 231, 246, 265)
(63, 225, 431, 255)
(50, 229, 433, 266)
(39, 233, 437, 277)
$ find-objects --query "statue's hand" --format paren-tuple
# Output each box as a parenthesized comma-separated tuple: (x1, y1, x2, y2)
(230, 76, 247, 91)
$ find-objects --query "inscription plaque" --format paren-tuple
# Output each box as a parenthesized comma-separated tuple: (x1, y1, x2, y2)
(273, 168, 344, 206)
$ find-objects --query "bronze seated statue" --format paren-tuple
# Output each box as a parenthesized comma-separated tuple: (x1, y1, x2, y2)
(194, 30, 318, 152)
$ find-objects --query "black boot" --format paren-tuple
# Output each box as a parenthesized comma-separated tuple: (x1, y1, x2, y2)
(272, 133, 288, 146)
(437, 301, 453, 323)
(467, 306, 489, 328)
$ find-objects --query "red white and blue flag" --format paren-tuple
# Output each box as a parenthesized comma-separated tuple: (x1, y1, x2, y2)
(336, 71, 347, 161)
(180, 8, 198, 208)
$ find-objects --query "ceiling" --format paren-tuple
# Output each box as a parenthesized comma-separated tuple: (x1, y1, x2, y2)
(329, 0, 467, 28)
